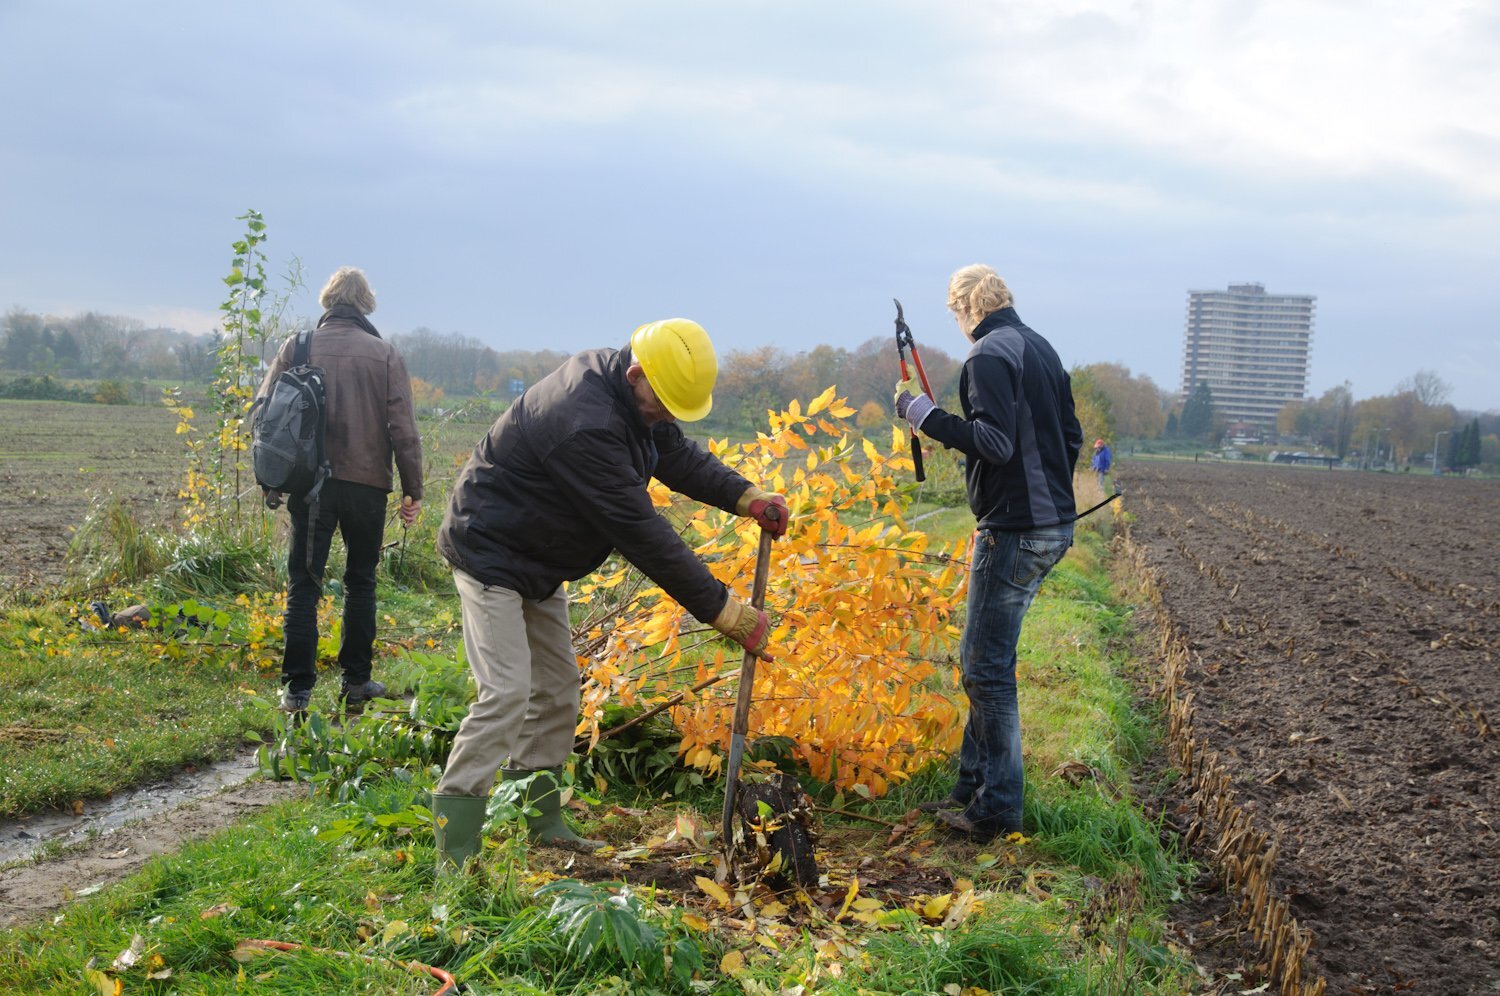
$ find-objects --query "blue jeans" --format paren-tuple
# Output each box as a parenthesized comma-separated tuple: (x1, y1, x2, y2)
(282, 480, 388, 694)
(951, 524, 1073, 836)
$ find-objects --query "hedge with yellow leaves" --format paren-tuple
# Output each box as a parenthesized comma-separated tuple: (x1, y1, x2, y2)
(575, 388, 969, 797)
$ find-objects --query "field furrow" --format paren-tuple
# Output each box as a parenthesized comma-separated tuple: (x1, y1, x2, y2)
(1124, 461, 1498, 995)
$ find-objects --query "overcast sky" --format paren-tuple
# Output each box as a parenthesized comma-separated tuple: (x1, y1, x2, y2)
(2, 0, 1496, 411)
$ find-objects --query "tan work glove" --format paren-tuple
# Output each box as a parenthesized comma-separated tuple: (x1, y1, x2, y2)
(735, 485, 789, 537)
(713, 595, 772, 660)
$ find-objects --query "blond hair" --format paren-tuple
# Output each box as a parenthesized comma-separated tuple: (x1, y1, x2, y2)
(318, 266, 377, 314)
(947, 264, 1013, 327)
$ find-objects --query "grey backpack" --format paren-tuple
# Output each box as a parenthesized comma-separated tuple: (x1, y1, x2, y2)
(251, 330, 332, 570)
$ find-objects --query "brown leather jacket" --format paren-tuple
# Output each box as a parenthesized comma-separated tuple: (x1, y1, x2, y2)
(257, 308, 423, 500)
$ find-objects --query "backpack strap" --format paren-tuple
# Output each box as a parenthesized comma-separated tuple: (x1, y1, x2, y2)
(292, 327, 313, 366)
(303, 470, 329, 577)
(302, 366, 333, 578)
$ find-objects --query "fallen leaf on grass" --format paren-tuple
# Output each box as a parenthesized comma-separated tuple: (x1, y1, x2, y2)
(835, 877, 860, 922)
(918, 894, 952, 921)
(849, 896, 885, 925)
(887, 809, 922, 846)
(696, 875, 731, 908)
(1050, 760, 1097, 785)
(200, 903, 237, 920)
(1024, 870, 1055, 902)
(942, 889, 978, 929)
(720, 950, 747, 975)
(759, 899, 789, 919)
(110, 935, 145, 972)
(83, 968, 120, 996)
(675, 812, 705, 845)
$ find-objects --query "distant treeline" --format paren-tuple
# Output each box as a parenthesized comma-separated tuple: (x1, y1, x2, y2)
(0, 305, 1200, 443)
(389, 329, 965, 436)
(2, 307, 222, 382)
(7, 306, 1491, 468)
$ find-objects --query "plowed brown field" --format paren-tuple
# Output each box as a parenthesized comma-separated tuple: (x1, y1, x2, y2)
(0, 400, 181, 588)
(1122, 460, 1498, 994)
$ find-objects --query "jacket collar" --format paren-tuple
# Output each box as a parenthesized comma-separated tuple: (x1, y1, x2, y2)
(608, 345, 652, 437)
(318, 304, 382, 338)
(971, 306, 1024, 342)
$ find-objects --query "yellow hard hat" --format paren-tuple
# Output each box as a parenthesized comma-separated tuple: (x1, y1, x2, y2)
(630, 318, 717, 422)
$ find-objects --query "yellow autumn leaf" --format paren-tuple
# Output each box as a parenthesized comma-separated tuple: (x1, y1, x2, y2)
(682, 913, 711, 931)
(920, 894, 953, 920)
(84, 969, 121, 996)
(836, 877, 860, 921)
(942, 889, 978, 929)
(759, 899, 789, 918)
(696, 875, 731, 908)
(720, 950, 747, 975)
(807, 385, 836, 416)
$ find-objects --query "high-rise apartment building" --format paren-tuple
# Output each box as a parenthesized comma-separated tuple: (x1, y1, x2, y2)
(1181, 282, 1315, 426)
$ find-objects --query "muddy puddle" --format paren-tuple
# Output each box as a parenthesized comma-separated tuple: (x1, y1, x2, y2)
(0, 750, 264, 867)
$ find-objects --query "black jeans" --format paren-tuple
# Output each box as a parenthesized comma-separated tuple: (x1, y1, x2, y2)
(282, 480, 387, 694)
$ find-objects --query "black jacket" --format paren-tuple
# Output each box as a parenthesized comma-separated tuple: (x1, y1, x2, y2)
(437, 346, 752, 622)
(919, 308, 1082, 530)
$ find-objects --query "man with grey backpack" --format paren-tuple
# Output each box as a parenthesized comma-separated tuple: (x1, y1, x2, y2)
(253, 266, 423, 717)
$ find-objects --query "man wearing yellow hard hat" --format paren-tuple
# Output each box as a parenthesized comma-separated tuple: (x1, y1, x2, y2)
(431, 318, 788, 865)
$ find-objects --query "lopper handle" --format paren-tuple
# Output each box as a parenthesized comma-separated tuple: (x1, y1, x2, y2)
(900, 356, 926, 482)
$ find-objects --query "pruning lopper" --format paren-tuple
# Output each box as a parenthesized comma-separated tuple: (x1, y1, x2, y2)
(894, 299, 936, 482)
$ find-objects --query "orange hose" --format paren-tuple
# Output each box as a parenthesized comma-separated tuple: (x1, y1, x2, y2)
(238, 939, 458, 994)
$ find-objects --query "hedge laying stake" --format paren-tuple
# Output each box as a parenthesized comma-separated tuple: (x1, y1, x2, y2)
(894, 299, 935, 482)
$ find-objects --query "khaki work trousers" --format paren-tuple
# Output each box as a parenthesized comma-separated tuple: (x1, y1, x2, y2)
(436, 569, 580, 797)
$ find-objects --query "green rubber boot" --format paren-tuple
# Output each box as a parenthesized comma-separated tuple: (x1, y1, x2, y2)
(505, 767, 604, 853)
(432, 793, 488, 875)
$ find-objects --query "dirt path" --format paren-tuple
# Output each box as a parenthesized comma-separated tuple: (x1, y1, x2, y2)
(1123, 462, 1498, 994)
(0, 779, 302, 929)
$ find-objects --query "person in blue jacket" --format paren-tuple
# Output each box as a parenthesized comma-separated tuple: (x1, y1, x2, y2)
(1091, 438, 1112, 491)
(894, 263, 1082, 842)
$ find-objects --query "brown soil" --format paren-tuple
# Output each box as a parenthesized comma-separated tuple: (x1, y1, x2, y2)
(1122, 461, 1499, 995)
(0, 400, 182, 589)
(0, 780, 301, 929)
